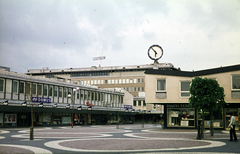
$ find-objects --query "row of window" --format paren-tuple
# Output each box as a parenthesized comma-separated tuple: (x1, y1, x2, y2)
(124, 87, 144, 92)
(156, 75, 240, 99)
(0, 78, 123, 105)
(156, 79, 191, 98)
(133, 100, 146, 106)
(79, 78, 145, 85)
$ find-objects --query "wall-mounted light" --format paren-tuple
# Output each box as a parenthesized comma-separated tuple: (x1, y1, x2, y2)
(3, 100, 8, 106)
(77, 106, 82, 111)
(88, 106, 92, 110)
(38, 103, 43, 108)
(125, 108, 129, 112)
(65, 104, 70, 109)
(131, 109, 135, 112)
(21, 101, 27, 107)
(53, 103, 57, 108)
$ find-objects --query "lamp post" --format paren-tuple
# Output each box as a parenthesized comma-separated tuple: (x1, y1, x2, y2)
(68, 87, 79, 128)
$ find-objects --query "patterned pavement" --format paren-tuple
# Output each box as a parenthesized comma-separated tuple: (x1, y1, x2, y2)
(0, 124, 239, 154)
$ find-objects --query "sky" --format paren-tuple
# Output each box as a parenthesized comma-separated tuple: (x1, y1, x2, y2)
(0, 0, 240, 73)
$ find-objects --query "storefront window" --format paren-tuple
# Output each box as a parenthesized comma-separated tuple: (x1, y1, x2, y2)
(168, 108, 195, 127)
(198, 110, 223, 128)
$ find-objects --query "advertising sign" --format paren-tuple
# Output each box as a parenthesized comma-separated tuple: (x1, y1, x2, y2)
(124, 105, 132, 109)
(5, 114, 17, 123)
(32, 97, 51, 103)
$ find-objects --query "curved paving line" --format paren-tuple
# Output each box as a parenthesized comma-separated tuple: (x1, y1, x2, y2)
(0, 136, 5, 139)
(0, 130, 10, 134)
(12, 133, 112, 139)
(44, 138, 225, 153)
(0, 144, 52, 154)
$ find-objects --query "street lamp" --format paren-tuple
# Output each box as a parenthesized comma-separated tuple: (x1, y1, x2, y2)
(68, 87, 79, 128)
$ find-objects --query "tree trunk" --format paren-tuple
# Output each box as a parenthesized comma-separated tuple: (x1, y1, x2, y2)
(201, 109, 205, 139)
(210, 111, 214, 136)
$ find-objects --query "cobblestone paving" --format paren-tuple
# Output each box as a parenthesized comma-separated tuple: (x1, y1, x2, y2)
(0, 124, 239, 154)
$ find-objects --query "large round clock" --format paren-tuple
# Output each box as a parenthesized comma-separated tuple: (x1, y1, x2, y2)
(148, 45, 163, 61)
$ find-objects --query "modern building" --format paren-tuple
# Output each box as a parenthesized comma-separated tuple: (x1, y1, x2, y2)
(145, 64, 240, 130)
(0, 68, 140, 127)
(27, 63, 176, 114)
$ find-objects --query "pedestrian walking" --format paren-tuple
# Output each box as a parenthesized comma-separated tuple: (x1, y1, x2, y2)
(228, 113, 238, 142)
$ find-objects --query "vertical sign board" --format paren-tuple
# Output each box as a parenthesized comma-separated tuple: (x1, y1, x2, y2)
(5, 114, 17, 123)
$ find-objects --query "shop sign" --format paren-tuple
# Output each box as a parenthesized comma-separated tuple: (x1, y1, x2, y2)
(5, 114, 17, 123)
(124, 105, 132, 109)
(32, 97, 51, 103)
(167, 104, 189, 108)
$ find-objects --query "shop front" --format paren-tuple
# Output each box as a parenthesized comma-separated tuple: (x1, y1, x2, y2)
(164, 103, 240, 130)
(164, 103, 196, 128)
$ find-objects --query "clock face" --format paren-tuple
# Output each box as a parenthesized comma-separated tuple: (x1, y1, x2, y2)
(148, 45, 163, 61)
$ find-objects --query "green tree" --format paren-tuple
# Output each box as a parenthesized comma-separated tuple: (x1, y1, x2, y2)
(189, 77, 226, 138)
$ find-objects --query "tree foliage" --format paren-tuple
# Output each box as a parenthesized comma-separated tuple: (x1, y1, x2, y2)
(189, 77, 226, 112)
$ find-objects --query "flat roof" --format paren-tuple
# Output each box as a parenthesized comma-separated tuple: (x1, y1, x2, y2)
(145, 64, 240, 77)
(27, 63, 176, 74)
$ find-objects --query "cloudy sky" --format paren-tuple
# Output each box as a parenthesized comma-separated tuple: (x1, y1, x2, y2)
(0, 0, 239, 73)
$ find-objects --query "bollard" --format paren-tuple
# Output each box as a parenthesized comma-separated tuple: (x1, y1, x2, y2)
(196, 124, 201, 140)
(30, 127, 34, 140)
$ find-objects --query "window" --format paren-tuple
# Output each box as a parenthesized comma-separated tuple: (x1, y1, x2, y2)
(133, 101, 137, 106)
(54, 86, 58, 97)
(119, 79, 122, 84)
(156, 79, 166, 99)
(122, 79, 125, 84)
(43, 85, 48, 96)
(168, 108, 195, 127)
(19, 81, 24, 94)
(142, 78, 144, 83)
(26, 82, 30, 95)
(126, 79, 129, 83)
(157, 79, 166, 91)
(105, 80, 108, 84)
(0, 78, 4, 92)
(32, 83, 37, 95)
(142, 87, 144, 92)
(49, 86, 53, 97)
(38, 84, 43, 96)
(64, 88, 67, 98)
(6, 79, 12, 93)
(138, 101, 141, 106)
(143, 100, 146, 106)
(130, 79, 133, 83)
(138, 79, 140, 83)
(134, 87, 136, 92)
(115, 79, 118, 84)
(138, 87, 140, 91)
(134, 79, 137, 83)
(59, 87, 63, 98)
(232, 75, 240, 98)
(112, 79, 114, 84)
(13, 80, 18, 94)
(181, 81, 190, 97)
(108, 80, 111, 84)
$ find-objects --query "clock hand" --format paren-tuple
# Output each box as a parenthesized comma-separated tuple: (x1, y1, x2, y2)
(151, 47, 157, 57)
